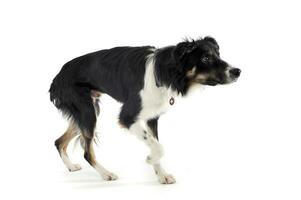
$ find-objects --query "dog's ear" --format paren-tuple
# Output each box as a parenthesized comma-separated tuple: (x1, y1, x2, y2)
(173, 41, 197, 62)
(204, 36, 219, 50)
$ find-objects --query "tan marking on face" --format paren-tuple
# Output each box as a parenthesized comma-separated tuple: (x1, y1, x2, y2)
(186, 66, 197, 78)
(193, 74, 207, 83)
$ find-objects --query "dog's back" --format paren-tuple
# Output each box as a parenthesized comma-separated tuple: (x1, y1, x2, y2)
(49, 46, 154, 126)
(50, 46, 154, 102)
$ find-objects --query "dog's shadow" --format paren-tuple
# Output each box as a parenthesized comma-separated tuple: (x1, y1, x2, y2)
(58, 169, 173, 189)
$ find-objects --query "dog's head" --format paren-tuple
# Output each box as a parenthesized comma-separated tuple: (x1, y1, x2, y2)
(174, 37, 241, 86)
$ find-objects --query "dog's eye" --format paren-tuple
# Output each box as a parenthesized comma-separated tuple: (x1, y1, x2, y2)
(201, 56, 209, 63)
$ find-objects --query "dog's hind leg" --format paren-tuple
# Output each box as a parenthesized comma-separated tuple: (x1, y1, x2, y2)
(82, 133, 118, 181)
(78, 96, 118, 181)
(55, 121, 81, 172)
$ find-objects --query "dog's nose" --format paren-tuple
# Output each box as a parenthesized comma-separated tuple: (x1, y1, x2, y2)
(229, 68, 241, 78)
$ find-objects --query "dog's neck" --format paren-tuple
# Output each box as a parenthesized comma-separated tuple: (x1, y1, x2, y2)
(153, 46, 191, 96)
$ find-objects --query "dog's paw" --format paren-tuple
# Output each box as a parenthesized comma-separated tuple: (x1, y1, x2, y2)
(158, 174, 176, 184)
(68, 164, 82, 172)
(102, 172, 118, 181)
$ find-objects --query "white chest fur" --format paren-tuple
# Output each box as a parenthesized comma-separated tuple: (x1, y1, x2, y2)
(138, 55, 178, 120)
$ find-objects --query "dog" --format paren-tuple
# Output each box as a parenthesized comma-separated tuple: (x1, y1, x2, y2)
(49, 36, 241, 184)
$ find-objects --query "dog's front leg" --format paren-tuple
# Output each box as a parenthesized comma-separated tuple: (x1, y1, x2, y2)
(129, 119, 176, 184)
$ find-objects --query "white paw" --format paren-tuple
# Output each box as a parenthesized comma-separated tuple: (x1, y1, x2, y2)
(158, 174, 176, 184)
(102, 172, 118, 181)
(68, 164, 82, 172)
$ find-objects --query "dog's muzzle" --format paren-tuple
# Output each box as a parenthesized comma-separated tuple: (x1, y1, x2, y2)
(225, 67, 241, 83)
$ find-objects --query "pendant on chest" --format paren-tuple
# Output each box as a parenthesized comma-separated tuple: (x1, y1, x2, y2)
(169, 97, 175, 105)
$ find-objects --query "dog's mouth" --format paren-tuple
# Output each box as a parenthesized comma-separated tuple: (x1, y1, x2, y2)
(194, 72, 240, 86)
(204, 79, 220, 86)
(204, 76, 239, 86)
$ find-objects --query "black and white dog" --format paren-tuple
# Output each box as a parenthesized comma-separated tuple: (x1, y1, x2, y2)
(50, 37, 241, 184)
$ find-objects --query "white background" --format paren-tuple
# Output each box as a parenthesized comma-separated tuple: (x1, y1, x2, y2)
(0, 0, 300, 199)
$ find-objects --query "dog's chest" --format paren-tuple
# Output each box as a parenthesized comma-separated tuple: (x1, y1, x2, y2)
(140, 85, 176, 119)
(139, 56, 178, 120)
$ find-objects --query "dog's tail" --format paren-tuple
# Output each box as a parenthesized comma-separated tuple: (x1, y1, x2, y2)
(49, 64, 95, 129)
(49, 71, 80, 121)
